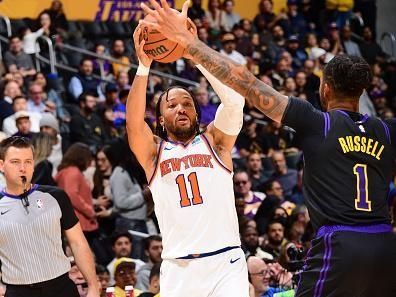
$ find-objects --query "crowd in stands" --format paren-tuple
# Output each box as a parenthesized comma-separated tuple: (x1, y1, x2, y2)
(0, 0, 394, 296)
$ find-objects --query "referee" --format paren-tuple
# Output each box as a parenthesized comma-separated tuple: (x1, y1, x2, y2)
(0, 136, 99, 297)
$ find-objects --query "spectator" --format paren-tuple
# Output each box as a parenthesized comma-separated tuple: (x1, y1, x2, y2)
(139, 264, 161, 297)
(109, 141, 148, 259)
(2, 95, 41, 136)
(92, 43, 112, 77)
(359, 26, 387, 65)
(270, 151, 298, 198)
(261, 220, 286, 260)
(303, 59, 321, 94)
(136, 235, 163, 291)
(39, 112, 64, 175)
(205, 0, 223, 36)
(3, 35, 36, 77)
(3, 80, 22, 105)
(194, 86, 217, 127)
(27, 83, 47, 113)
(40, 0, 69, 34)
(246, 152, 267, 191)
(253, 0, 278, 30)
(247, 256, 290, 297)
(20, 24, 47, 59)
(220, 33, 247, 65)
(325, 0, 353, 29)
(36, 12, 57, 39)
(255, 181, 296, 234)
(110, 39, 131, 77)
(12, 111, 35, 139)
(221, 0, 241, 32)
(32, 133, 56, 185)
(270, 58, 292, 89)
(188, 0, 206, 21)
(341, 25, 362, 57)
(97, 83, 126, 130)
(286, 0, 307, 37)
(234, 170, 266, 219)
(96, 265, 110, 297)
(55, 143, 100, 250)
(236, 118, 267, 157)
(68, 58, 104, 101)
(69, 92, 109, 152)
(33, 72, 70, 123)
(116, 71, 131, 90)
(285, 36, 307, 70)
(68, 259, 90, 297)
(107, 232, 145, 286)
(113, 258, 142, 297)
(241, 225, 273, 260)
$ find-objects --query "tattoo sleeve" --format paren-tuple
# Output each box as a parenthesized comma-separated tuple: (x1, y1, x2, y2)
(187, 40, 289, 122)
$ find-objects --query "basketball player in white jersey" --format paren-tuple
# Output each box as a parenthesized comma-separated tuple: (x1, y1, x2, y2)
(126, 25, 249, 297)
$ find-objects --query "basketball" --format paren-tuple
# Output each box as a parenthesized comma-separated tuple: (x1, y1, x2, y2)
(140, 15, 188, 63)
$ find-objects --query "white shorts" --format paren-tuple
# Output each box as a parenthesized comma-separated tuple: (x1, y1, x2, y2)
(160, 247, 249, 297)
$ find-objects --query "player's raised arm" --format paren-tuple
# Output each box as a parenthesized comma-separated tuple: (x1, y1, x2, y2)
(126, 25, 157, 175)
(140, 0, 289, 123)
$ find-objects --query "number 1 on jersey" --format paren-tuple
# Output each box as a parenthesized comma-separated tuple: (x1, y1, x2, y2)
(353, 164, 372, 212)
(176, 172, 203, 207)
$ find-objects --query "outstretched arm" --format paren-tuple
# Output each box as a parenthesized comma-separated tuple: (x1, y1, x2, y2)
(126, 25, 158, 176)
(140, 0, 289, 123)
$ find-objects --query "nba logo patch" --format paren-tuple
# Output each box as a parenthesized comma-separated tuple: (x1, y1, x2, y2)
(36, 199, 44, 209)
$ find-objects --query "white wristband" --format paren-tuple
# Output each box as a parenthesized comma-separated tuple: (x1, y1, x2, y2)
(136, 64, 150, 76)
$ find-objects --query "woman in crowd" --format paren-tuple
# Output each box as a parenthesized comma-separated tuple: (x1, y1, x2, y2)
(31, 133, 56, 185)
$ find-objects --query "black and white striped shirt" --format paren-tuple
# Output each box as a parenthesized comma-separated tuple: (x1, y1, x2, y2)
(0, 185, 78, 284)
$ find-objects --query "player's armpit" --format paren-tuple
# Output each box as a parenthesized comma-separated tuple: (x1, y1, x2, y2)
(204, 125, 234, 171)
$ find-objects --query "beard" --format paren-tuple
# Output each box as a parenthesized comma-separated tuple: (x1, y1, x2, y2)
(165, 118, 197, 141)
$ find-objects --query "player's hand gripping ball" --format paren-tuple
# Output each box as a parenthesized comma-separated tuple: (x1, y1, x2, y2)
(139, 14, 192, 63)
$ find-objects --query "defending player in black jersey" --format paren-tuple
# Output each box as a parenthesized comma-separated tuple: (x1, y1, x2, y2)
(137, 4, 396, 295)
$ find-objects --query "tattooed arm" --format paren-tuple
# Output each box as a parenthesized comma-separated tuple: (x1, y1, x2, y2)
(140, 0, 288, 123)
(186, 39, 288, 122)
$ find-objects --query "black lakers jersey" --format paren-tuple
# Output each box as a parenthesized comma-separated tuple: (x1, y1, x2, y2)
(283, 97, 395, 230)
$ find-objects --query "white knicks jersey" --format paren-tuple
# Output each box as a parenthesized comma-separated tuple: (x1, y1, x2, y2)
(149, 134, 241, 259)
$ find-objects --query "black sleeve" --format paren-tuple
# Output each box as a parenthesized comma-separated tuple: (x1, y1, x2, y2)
(282, 97, 326, 158)
(44, 186, 79, 230)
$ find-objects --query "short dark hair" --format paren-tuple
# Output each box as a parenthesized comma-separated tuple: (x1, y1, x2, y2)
(79, 57, 93, 66)
(12, 95, 27, 105)
(144, 235, 162, 251)
(78, 91, 96, 104)
(155, 86, 201, 140)
(111, 231, 133, 247)
(96, 264, 109, 275)
(0, 136, 33, 160)
(9, 35, 20, 42)
(323, 55, 372, 99)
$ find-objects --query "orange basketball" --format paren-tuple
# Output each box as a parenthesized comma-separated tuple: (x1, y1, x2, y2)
(140, 15, 187, 63)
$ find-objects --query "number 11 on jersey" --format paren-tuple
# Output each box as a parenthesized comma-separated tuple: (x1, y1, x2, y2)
(353, 164, 372, 212)
(176, 172, 204, 207)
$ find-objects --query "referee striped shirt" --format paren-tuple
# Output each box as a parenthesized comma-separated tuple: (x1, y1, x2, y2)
(0, 185, 78, 284)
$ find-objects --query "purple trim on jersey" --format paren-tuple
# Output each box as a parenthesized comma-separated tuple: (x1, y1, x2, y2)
(316, 223, 392, 238)
(336, 110, 349, 117)
(314, 233, 333, 297)
(379, 120, 391, 144)
(200, 134, 232, 174)
(1, 184, 39, 199)
(323, 113, 330, 137)
(148, 140, 165, 186)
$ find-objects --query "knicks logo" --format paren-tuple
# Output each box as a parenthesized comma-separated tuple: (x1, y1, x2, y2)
(160, 154, 214, 177)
